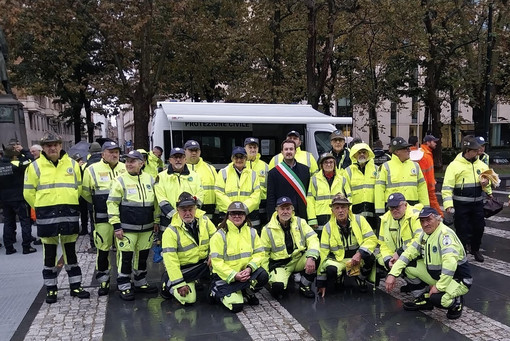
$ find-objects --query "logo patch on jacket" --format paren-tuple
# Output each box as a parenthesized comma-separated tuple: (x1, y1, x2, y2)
(188, 177, 193, 181)
(411, 168, 417, 175)
(67, 167, 74, 175)
(476, 169, 481, 175)
(146, 184, 151, 190)
(432, 246, 438, 253)
(442, 235, 452, 246)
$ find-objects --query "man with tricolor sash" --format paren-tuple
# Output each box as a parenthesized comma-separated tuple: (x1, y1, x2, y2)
(266, 139, 310, 221)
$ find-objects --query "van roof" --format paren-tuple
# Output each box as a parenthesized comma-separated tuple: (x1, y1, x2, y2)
(157, 102, 352, 125)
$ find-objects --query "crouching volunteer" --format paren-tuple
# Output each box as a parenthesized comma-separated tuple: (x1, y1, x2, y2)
(317, 193, 377, 297)
(107, 150, 160, 301)
(260, 196, 320, 299)
(385, 207, 472, 320)
(209, 201, 268, 313)
(160, 192, 216, 305)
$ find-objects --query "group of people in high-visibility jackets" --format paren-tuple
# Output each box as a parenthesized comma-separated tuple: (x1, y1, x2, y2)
(18, 128, 500, 321)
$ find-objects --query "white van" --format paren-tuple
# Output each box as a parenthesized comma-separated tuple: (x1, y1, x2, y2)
(150, 102, 352, 169)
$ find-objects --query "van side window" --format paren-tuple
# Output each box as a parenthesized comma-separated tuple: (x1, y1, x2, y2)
(315, 131, 331, 155)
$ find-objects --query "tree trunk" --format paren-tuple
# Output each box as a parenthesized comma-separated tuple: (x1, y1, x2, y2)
(305, 1, 319, 109)
(133, 86, 153, 150)
(369, 105, 379, 146)
(72, 102, 82, 144)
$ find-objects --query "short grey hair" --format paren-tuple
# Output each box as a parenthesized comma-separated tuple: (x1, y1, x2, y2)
(30, 144, 43, 151)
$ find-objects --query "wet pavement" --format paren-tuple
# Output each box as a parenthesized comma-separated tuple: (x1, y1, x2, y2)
(2, 191, 510, 340)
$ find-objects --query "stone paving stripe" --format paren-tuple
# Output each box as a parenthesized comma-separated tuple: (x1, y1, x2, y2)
(237, 288, 315, 341)
(379, 279, 510, 341)
(484, 226, 510, 238)
(467, 253, 510, 278)
(24, 236, 106, 340)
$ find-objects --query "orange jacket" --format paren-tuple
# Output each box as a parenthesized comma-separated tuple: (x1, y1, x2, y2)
(419, 144, 443, 216)
(418, 144, 435, 190)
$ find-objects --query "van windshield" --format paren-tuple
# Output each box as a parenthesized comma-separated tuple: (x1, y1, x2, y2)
(315, 131, 331, 155)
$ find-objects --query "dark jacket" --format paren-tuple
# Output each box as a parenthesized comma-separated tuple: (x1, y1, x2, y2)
(266, 161, 310, 220)
(0, 156, 28, 202)
(331, 148, 351, 169)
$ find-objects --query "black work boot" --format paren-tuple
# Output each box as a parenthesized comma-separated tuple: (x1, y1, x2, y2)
(403, 295, 434, 311)
(46, 287, 58, 304)
(70, 287, 91, 299)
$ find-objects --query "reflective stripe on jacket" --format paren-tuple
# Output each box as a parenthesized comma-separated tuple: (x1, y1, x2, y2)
(162, 210, 216, 288)
(378, 204, 423, 264)
(319, 213, 377, 267)
(23, 152, 82, 236)
(210, 220, 264, 283)
(260, 212, 319, 272)
(374, 155, 429, 214)
(389, 223, 470, 292)
(107, 171, 160, 231)
(306, 170, 349, 227)
(441, 153, 491, 209)
(246, 154, 269, 201)
(344, 162, 377, 217)
(82, 160, 126, 223)
(154, 165, 203, 227)
(187, 158, 217, 207)
(214, 163, 260, 214)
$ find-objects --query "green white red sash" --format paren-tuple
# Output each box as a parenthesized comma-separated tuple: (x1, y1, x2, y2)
(275, 162, 307, 205)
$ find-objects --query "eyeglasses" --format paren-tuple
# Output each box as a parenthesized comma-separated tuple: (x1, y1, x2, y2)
(229, 212, 246, 217)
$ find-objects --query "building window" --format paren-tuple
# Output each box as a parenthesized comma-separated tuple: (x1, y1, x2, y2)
(337, 98, 352, 117)
(491, 104, 497, 122)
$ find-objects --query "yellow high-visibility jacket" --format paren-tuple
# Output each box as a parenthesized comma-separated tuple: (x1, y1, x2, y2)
(260, 212, 319, 272)
(187, 157, 217, 214)
(210, 220, 264, 283)
(389, 223, 470, 292)
(378, 204, 423, 267)
(442, 153, 491, 210)
(154, 165, 203, 228)
(307, 170, 349, 227)
(215, 164, 260, 214)
(319, 213, 377, 267)
(375, 155, 429, 214)
(23, 151, 82, 237)
(162, 209, 216, 289)
(246, 154, 269, 202)
(144, 151, 164, 178)
(107, 171, 160, 232)
(344, 143, 378, 217)
(82, 159, 126, 223)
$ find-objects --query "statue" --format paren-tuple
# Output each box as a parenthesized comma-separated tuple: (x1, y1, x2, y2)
(0, 27, 13, 94)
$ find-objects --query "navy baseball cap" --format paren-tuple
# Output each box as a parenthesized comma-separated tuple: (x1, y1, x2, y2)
(232, 146, 247, 157)
(184, 140, 201, 150)
(287, 130, 301, 138)
(387, 193, 406, 207)
(102, 141, 121, 151)
(423, 135, 439, 143)
(170, 147, 185, 156)
(418, 207, 439, 218)
(475, 136, 488, 146)
(244, 137, 259, 146)
(124, 150, 144, 161)
(276, 196, 293, 207)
